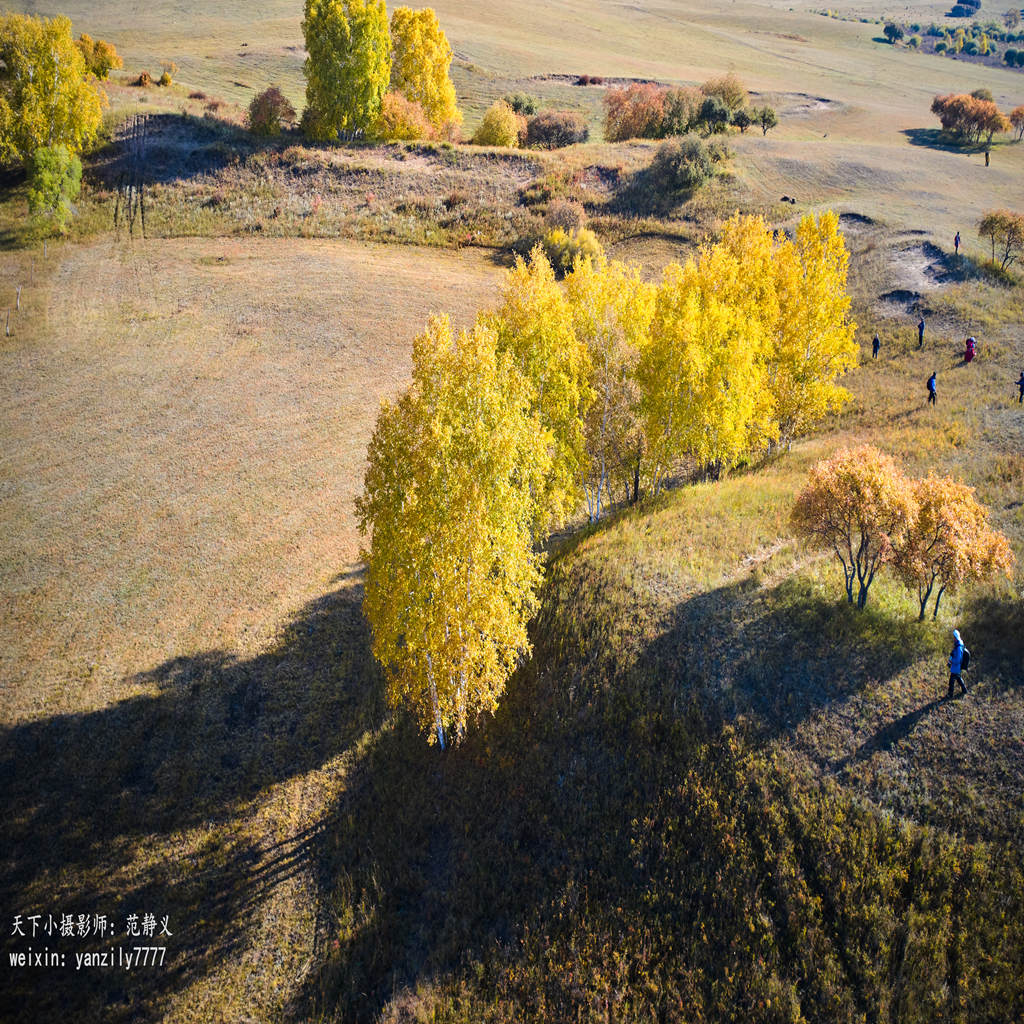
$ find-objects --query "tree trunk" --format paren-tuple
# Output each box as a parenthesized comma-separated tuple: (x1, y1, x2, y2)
(932, 584, 947, 620)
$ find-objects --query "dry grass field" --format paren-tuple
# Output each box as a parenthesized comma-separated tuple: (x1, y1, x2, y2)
(0, 236, 503, 723)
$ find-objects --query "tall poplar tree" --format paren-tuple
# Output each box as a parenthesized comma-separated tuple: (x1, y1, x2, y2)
(357, 316, 549, 747)
(484, 248, 593, 532)
(389, 7, 461, 131)
(302, 0, 391, 139)
(0, 13, 104, 165)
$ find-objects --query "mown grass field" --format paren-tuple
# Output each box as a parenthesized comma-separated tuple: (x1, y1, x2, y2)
(1, 0, 1024, 1020)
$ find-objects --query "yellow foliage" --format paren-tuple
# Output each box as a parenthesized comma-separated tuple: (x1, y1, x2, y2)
(356, 316, 549, 746)
(895, 474, 1015, 619)
(472, 101, 520, 147)
(0, 13, 106, 164)
(483, 248, 593, 531)
(389, 7, 461, 131)
(791, 445, 916, 608)
(565, 253, 655, 520)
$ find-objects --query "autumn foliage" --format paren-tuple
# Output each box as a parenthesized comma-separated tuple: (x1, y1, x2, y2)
(793, 446, 1013, 613)
(360, 211, 860, 743)
(930, 93, 1013, 145)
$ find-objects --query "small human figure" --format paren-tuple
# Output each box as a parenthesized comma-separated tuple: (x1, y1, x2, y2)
(872, 334, 880, 359)
(984, 150, 990, 167)
(927, 371, 937, 405)
(954, 230, 960, 256)
(917, 317, 925, 349)
(964, 336, 976, 363)
(947, 628, 968, 697)
(1015, 371, 1024, 403)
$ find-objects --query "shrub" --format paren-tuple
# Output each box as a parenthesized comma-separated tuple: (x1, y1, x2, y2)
(134, 71, 152, 87)
(159, 61, 177, 86)
(189, 90, 207, 100)
(963, 39, 980, 52)
(909, 34, 922, 46)
(884, 22, 904, 42)
(700, 72, 748, 112)
(75, 33, 123, 79)
(27, 143, 82, 234)
(950, 5, 974, 17)
(371, 91, 434, 140)
(604, 82, 665, 141)
(543, 198, 586, 234)
(754, 105, 779, 135)
(649, 135, 713, 191)
(661, 86, 704, 136)
(157, 71, 172, 87)
(472, 101, 520, 147)
(526, 110, 589, 148)
(699, 95, 732, 133)
(248, 86, 297, 136)
(577, 74, 591, 85)
(541, 226, 603, 275)
(732, 107, 753, 132)
(502, 92, 538, 115)
(936, 40, 949, 51)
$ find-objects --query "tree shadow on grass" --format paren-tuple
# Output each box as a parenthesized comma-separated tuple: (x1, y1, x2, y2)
(901, 128, 976, 153)
(287, 573, 938, 1022)
(0, 572, 383, 1023)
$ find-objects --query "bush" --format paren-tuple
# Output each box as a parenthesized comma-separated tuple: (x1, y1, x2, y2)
(134, 71, 153, 87)
(157, 71, 172, 87)
(525, 110, 589, 148)
(699, 95, 732, 133)
(577, 74, 590, 85)
(543, 198, 587, 234)
(502, 92, 538, 115)
(936, 40, 949, 51)
(472, 101, 520, 147)
(27, 144, 82, 234)
(370, 91, 433, 141)
(1006, 47, 1020, 63)
(248, 86, 297, 136)
(649, 135, 714, 191)
(75, 34, 123, 79)
(541, 226, 603, 275)
(732, 108, 753, 132)
(604, 82, 665, 141)
(700, 72, 748, 112)
(909, 34, 922, 46)
(661, 86, 704, 136)
(189, 90, 207, 101)
(883, 22, 904, 42)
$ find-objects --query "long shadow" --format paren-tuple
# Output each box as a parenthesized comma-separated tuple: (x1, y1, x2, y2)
(287, 574, 937, 1022)
(901, 127, 979, 153)
(0, 573, 383, 1023)
(835, 698, 945, 774)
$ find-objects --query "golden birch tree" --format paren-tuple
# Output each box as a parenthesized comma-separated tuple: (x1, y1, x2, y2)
(356, 316, 549, 747)
(719, 211, 858, 444)
(0, 13, 105, 165)
(791, 446, 917, 608)
(484, 247, 592, 531)
(565, 253, 655, 519)
(389, 7, 461, 132)
(638, 245, 774, 492)
(896, 475, 1015, 620)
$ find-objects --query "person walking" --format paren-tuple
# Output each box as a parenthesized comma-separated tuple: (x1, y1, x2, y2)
(965, 336, 976, 363)
(917, 317, 926, 349)
(954, 230, 960, 256)
(1015, 371, 1024, 403)
(927, 371, 937, 405)
(947, 629, 968, 697)
(872, 333, 880, 359)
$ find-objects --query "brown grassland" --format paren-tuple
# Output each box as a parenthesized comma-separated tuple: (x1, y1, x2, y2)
(1, 0, 1024, 1020)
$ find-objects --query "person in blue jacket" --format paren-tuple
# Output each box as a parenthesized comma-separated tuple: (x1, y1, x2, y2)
(947, 628, 967, 697)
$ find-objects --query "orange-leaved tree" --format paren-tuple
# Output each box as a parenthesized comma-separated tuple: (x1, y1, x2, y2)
(895, 475, 1015, 620)
(791, 445, 916, 608)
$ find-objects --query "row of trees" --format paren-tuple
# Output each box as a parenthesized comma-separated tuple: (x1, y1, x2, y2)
(301, 1, 460, 141)
(358, 212, 858, 745)
(792, 446, 1013, 616)
(930, 91, 1017, 144)
(604, 78, 777, 142)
